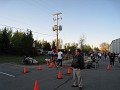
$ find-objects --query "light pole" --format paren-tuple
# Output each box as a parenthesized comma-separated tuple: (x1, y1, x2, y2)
(52, 12, 62, 53)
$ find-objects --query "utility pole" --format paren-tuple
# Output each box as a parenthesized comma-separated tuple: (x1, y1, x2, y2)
(52, 12, 62, 53)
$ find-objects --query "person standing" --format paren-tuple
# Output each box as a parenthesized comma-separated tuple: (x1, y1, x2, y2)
(98, 52, 102, 60)
(71, 49, 84, 89)
(104, 52, 107, 60)
(112, 52, 116, 66)
(109, 52, 115, 66)
(90, 53, 93, 60)
(57, 50, 63, 67)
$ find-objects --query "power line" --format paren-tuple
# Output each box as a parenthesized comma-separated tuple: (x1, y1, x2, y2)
(0, 14, 56, 37)
(0, 24, 55, 37)
(0, 1, 60, 38)
(33, 31, 55, 37)
(0, 1, 56, 36)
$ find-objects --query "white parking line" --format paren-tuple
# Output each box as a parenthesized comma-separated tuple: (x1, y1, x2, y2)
(0, 72, 15, 77)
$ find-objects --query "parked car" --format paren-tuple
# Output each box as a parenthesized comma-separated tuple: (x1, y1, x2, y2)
(22, 56, 38, 65)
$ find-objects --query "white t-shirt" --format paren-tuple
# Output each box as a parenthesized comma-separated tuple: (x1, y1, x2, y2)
(98, 53, 101, 56)
(58, 51, 63, 59)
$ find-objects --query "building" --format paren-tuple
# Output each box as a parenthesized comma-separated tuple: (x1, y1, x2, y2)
(109, 38, 120, 53)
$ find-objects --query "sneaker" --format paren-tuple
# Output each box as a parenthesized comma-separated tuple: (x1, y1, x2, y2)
(71, 85, 78, 87)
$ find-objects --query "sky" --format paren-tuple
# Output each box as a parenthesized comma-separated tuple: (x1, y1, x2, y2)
(0, 0, 120, 48)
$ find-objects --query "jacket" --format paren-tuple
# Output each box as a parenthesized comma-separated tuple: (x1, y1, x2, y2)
(71, 54, 85, 69)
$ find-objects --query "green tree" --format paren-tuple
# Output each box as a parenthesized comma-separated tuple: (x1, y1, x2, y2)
(0, 27, 12, 54)
(21, 30, 34, 56)
(69, 42, 78, 53)
(42, 41, 51, 51)
(64, 42, 78, 53)
(94, 47, 100, 52)
(34, 40, 42, 48)
(51, 41, 56, 50)
(82, 44, 92, 54)
(11, 30, 24, 55)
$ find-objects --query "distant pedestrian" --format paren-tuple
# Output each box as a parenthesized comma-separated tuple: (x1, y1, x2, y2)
(65, 52, 69, 59)
(71, 49, 85, 89)
(104, 53, 107, 60)
(90, 53, 93, 60)
(57, 50, 63, 67)
(98, 52, 102, 60)
(112, 52, 115, 66)
(118, 53, 120, 63)
(51, 49, 55, 63)
(109, 52, 115, 66)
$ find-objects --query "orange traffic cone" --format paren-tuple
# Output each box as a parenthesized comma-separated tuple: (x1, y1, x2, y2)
(49, 62, 53, 68)
(107, 64, 110, 70)
(37, 65, 42, 70)
(23, 66, 27, 74)
(52, 62, 55, 66)
(34, 80, 38, 90)
(67, 67, 71, 74)
(57, 70, 62, 79)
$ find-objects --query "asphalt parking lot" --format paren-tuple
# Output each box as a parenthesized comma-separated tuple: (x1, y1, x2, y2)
(0, 58, 120, 90)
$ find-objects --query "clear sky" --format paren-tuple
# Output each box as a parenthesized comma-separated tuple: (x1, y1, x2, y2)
(0, 0, 120, 48)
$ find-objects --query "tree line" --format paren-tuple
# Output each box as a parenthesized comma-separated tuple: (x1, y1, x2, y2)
(0, 27, 56, 56)
(0, 27, 107, 56)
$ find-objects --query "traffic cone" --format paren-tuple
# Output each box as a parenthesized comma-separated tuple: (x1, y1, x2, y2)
(52, 62, 55, 66)
(107, 64, 110, 70)
(49, 62, 53, 68)
(67, 67, 71, 74)
(37, 65, 42, 70)
(34, 80, 38, 90)
(57, 70, 62, 79)
(23, 66, 27, 74)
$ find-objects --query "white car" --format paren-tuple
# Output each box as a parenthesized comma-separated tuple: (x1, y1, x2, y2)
(23, 57, 38, 64)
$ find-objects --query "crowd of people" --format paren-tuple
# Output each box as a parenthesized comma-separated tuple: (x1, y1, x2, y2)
(48, 49, 120, 89)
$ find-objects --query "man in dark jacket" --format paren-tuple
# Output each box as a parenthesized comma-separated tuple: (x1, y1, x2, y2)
(71, 49, 84, 89)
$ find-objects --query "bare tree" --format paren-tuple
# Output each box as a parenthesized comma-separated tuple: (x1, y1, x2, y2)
(58, 38, 63, 49)
(79, 34, 86, 50)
